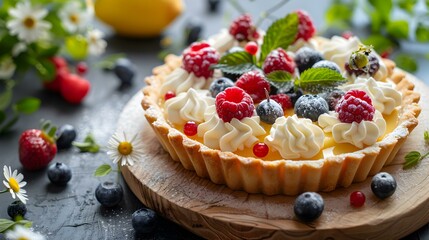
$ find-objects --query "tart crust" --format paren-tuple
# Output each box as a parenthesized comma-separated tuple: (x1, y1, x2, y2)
(141, 54, 421, 196)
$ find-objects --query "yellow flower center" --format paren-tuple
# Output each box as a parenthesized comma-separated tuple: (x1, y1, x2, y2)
(118, 142, 133, 155)
(70, 14, 79, 24)
(9, 177, 20, 193)
(23, 17, 35, 29)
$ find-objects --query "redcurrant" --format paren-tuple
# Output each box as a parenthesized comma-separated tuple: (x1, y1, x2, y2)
(253, 143, 269, 158)
(76, 62, 88, 75)
(184, 121, 198, 136)
(164, 91, 176, 101)
(350, 191, 366, 207)
(244, 41, 258, 56)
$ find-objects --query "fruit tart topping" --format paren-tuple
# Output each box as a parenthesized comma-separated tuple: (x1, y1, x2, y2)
(182, 42, 220, 78)
(235, 70, 270, 103)
(270, 93, 293, 110)
(371, 172, 397, 199)
(320, 89, 345, 111)
(294, 192, 324, 222)
(350, 191, 366, 208)
(164, 90, 176, 101)
(336, 89, 375, 123)
(294, 95, 329, 122)
(253, 142, 269, 158)
(244, 41, 258, 56)
(209, 77, 234, 97)
(295, 10, 316, 42)
(346, 51, 380, 77)
(229, 14, 259, 42)
(215, 86, 254, 122)
(184, 121, 198, 136)
(312, 60, 341, 74)
(256, 90, 284, 125)
(294, 47, 324, 73)
(262, 48, 296, 75)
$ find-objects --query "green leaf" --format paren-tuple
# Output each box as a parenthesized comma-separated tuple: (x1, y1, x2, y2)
(265, 71, 293, 89)
(395, 54, 418, 72)
(210, 63, 258, 75)
(260, 13, 299, 63)
(403, 151, 421, 169)
(295, 68, 347, 93)
(369, 0, 392, 22)
(398, 0, 418, 13)
(416, 23, 429, 42)
(424, 130, 429, 143)
(36, 43, 60, 58)
(363, 35, 396, 53)
(94, 164, 112, 177)
(16, 219, 32, 228)
(387, 20, 409, 39)
(218, 51, 253, 65)
(34, 59, 56, 81)
(0, 218, 16, 233)
(13, 97, 41, 114)
(325, 3, 353, 25)
(0, 89, 12, 111)
(72, 133, 100, 153)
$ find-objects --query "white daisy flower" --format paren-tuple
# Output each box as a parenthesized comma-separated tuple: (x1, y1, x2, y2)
(87, 29, 107, 56)
(12, 42, 27, 57)
(6, 1, 51, 43)
(0, 57, 16, 79)
(107, 132, 144, 166)
(3, 166, 28, 204)
(59, 1, 90, 33)
(5, 225, 45, 240)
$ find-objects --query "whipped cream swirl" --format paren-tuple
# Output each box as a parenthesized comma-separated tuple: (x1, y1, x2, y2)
(319, 36, 387, 80)
(165, 89, 214, 125)
(341, 77, 402, 115)
(160, 68, 210, 96)
(264, 115, 325, 159)
(197, 105, 265, 152)
(318, 110, 386, 148)
(207, 29, 236, 54)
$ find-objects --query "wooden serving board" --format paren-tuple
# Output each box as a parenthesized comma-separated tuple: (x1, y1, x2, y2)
(119, 75, 429, 240)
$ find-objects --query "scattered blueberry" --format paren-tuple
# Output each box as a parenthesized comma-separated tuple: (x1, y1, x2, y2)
(207, 0, 221, 13)
(184, 20, 203, 46)
(294, 192, 324, 222)
(95, 181, 124, 207)
(113, 58, 136, 86)
(222, 47, 245, 81)
(209, 77, 234, 97)
(295, 47, 324, 73)
(371, 172, 397, 199)
(256, 98, 284, 124)
(312, 60, 341, 73)
(132, 207, 159, 234)
(56, 124, 77, 150)
(320, 89, 345, 111)
(47, 162, 72, 186)
(7, 201, 27, 220)
(294, 95, 329, 122)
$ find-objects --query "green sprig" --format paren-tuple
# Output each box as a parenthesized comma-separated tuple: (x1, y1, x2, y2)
(72, 133, 100, 153)
(403, 131, 429, 169)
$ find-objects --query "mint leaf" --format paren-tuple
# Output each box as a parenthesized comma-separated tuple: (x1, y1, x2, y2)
(395, 54, 418, 72)
(266, 71, 293, 89)
(210, 63, 258, 75)
(387, 20, 409, 39)
(404, 151, 422, 169)
(0, 218, 16, 233)
(94, 164, 112, 177)
(218, 51, 253, 65)
(260, 13, 299, 64)
(14, 97, 41, 114)
(295, 68, 346, 93)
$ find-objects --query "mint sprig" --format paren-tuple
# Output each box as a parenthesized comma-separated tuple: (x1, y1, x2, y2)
(210, 51, 258, 74)
(294, 68, 347, 93)
(265, 70, 293, 89)
(94, 164, 112, 177)
(211, 63, 258, 75)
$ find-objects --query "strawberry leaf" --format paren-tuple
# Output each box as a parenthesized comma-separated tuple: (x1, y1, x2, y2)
(295, 68, 347, 93)
(211, 63, 258, 75)
(266, 70, 293, 89)
(260, 13, 299, 64)
(94, 164, 112, 177)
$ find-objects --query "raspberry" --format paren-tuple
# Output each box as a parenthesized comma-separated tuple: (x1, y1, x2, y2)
(182, 42, 220, 79)
(235, 70, 270, 103)
(229, 14, 260, 42)
(295, 10, 316, 42)
(215, 87, 254, 122)
(270, 94, 293, 110)
(336, 90, 375, 123)
(345, 52, 380, 77)
(262, 48, 296, 75)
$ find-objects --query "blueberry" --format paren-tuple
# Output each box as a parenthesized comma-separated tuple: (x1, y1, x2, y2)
(207, 0, 221, 13)
(184, 20, 203, 46)
(95, 181, 124, 207)
(295, 47, 324, 73)
(222, 47, 245, 81)
(312, 60, 341, 74)
(294, 95, 329, 122)
(47, 162, 72, 186)
(209, 77, 234, 97)
(371, 172, 397, 199)
(7, 201, 27, 220)
(56, 124, 77, 150)
(294, 192, 324, 222)
(320, 89, 345, 111)
(113, 58, 136, 86)
(132, 207, 158, 234)
(345, 52, 380, 77)
(256, 98, 284, 124)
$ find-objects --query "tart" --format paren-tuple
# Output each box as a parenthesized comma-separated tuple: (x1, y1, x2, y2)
(141, 12, 421, 195)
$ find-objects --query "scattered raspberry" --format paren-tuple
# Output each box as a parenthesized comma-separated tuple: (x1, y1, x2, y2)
(262, 48, 296, 75)
(253, 143, 269, 158)
(295, 10, 316, 42)
(184, 121, 198, 136)
(336, 90, 375, 123)
(182, 42, 220, 79)
(235, 70, 270, 104)
(229, 14, 260, 42)
(60, 73, 91, 104)
(270, 94, 293, 110)
(215, 87, 254, 122)
(164, 91, 176, 101)
(244, 41, 258, 55)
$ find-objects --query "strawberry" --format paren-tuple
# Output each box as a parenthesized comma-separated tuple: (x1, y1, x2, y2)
(19, 127, 57, 171)
(44, 56, 69, 92)
(60, 73, 91, 104)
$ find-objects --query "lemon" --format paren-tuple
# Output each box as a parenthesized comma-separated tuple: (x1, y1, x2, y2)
(94, 0, 184, 37)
